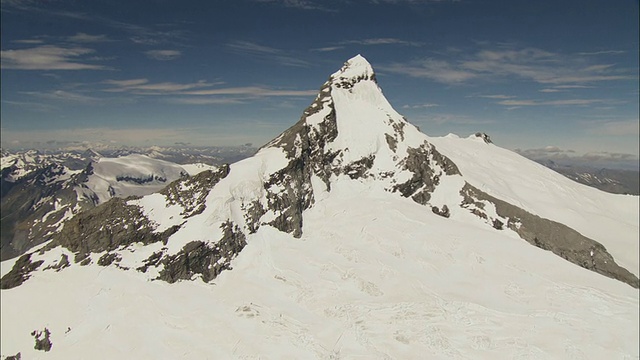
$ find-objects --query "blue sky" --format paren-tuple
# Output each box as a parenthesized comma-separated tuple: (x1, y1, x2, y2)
(1, 0, 638, 166)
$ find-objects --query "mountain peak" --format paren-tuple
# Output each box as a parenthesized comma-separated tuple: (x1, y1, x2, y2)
(330, 54, 376, 84)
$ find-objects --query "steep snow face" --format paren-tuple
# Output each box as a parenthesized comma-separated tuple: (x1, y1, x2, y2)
(429, 134, 640, 276)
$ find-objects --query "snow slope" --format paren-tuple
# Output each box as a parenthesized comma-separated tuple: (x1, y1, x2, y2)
(429, 134, 639, 276)
(1, 179, 638, 359)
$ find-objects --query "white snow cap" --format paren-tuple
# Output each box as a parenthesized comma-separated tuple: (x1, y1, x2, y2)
(331, 54, 375, 80)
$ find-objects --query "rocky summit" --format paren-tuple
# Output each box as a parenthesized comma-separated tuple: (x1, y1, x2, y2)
(1, 56, 638, 359)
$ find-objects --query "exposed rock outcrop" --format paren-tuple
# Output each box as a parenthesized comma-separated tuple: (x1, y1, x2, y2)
(47, 197, 180, 260)
(160, 165, 230, 218)
(158, 221, 247, 283)
(32, 328, 52, 352)
(0, 253, 44, 289)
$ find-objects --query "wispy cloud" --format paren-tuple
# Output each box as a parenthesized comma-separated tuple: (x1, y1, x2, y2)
(496, 99, 606, 106)
(554, 85, 594, 89)
(103, 79, 214, 93)
(21, 90, 101, 103)
(402, 103, 439, 109)
(182, 86, 317, 97)
(253, 0, 332, 11)
(13, 39, 44, 44)
(474, 94, 515, 99)
(312, 37, 422, 52)
(226, 40, 309, 67)
(382, 58, 477, 83)
(67, 33, 111, 43)
(310, 46, 345, 52)
(145, 49, 182, 61)
(587, 120, 640, 136)
(371, 0, 460, 3)
(102, 78, 315, 104)
(383, 45, 637, 86)
(167, 97, 246, 105)
(1, 99, 58, 112)
(341, 38, 423, 47)
(3, 0, 188, 46)
(1, 45, 109, 70)
(577, 50, 626, 56)
(412, 113, 495, 126)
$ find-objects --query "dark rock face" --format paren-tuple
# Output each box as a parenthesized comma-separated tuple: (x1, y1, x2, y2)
(431, 205, 450, 218)
(160, 165, 230, 218)
(0, 163, 83, 260)
(158, 221, 247, 283)
(43, 254, 70, 272)
(460, 182, 639, 288)
(32, 328, 52, 352)
(0, 253, 44, 289)
(97, 252, 121, 266)
(47, 197, 180, 259)
(262, 157, 314, 238)
(394, 142, 460, 205)
(474, 132, 492, 144)
(256, 80, 340, 238)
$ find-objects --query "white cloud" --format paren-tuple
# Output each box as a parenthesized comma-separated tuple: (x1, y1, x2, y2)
(145, 49, 182, 61)
(0, 45, 108, 70)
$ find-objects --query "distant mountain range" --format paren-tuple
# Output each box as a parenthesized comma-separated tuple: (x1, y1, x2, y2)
(531, 159, 639, 195)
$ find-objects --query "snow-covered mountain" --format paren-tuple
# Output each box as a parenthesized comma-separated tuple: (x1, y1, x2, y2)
(1, 55, 638, 359)
(0, 153, 214, 260)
